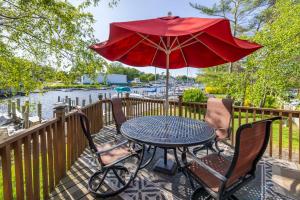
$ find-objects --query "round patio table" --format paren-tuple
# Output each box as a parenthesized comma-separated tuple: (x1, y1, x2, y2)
(120, 116, 215, 174)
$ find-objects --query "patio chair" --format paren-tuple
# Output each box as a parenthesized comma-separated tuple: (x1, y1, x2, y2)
(186, 117, 281, 200)
(193, 98, 233, 155)
(111, 97, 153, 153)
(111, 97, 127, 135)
(78, 109, 144, 198)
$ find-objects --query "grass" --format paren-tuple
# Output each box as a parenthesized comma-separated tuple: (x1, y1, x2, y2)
(43, 82, 107, 90)
(149, 104, 300, 150)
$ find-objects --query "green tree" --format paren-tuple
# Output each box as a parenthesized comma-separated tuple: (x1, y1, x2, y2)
(0, 0, 108, 93)
(190, 0, 275, 72)
(247, 0, 300, 107)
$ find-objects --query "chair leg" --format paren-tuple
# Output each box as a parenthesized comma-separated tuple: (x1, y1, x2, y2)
(190, 187, 211, 200)
(182, 169, 196, 190)
(215, 141, 224, 155)
(228, 195, 239, 200)
(89, 169, 109, 192)
(112, 168, 126, 185)
(147, 145, 152, 152)
(139, 146, 157, 169)
(88, 146, 145, 198)
(193, 142, 214, 155)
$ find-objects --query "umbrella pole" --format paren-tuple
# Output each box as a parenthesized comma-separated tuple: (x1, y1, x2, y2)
(165, 51, 170, 116)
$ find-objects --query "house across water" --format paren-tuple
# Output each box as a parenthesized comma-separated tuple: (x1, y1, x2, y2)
(81, 73, 127, 85)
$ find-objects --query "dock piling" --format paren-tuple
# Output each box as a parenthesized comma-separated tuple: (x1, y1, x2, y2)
(37, 102, 42, 123)
(7, 99, 12, 117)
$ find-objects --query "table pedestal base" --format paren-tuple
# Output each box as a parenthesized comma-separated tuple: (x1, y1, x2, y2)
(153, 158, 177, 175)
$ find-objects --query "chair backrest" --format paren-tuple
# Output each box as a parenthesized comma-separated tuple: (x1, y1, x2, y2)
(205, 98, 233, 139)
(77, 109, 97, 152)
(225, 117, 280, 187)
(111, 97, 126, 133)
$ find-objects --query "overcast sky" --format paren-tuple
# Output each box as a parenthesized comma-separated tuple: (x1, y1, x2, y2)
(71, 0, 217, 77)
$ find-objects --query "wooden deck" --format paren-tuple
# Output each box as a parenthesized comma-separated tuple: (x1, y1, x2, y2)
(49, 125, 300, 200)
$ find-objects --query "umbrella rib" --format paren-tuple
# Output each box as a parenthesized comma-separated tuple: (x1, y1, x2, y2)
(169, 36, 178, 50)
(175, 37, 188, 67)
(114, 35, 148, 60)
(170, 32, 203, 52)
(160, 36, 168, 52)
(137, 33, 165, 52)
(192, 34, 229, 62)
(150, 40, 162, 66)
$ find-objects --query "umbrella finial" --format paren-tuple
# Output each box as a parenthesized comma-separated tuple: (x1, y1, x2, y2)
(167, 11, 172, 17)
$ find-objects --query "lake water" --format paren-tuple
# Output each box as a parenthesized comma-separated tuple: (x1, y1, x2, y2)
(0, 87, 166, 120)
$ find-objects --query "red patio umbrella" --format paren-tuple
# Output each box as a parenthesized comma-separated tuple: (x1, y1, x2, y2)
(90, 15, 261, 113)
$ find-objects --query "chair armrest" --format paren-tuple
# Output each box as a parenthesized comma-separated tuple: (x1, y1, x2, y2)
(186, 151, 227, 182)
(95, 140, 129, 155)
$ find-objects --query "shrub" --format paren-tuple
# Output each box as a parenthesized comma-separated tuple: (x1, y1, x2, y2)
(205, 86, 224, 94)
(183, 88, 207, 102)
(243, 99, 251, 107)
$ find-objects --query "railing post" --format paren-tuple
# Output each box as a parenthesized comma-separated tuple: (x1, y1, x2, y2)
(98, 94, 103, 130)
(53, 104, 67, 181)
(178, 95, 183, 117)
(125, 93, 131, 118)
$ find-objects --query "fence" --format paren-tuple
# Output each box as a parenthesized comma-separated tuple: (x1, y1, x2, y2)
(0, 95, 299, 199)
(0, 99, 103, 200)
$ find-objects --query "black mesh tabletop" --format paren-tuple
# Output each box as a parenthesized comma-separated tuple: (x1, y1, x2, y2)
(120, 116, 215, 148)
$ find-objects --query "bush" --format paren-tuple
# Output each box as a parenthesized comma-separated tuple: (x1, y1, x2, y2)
(243, 99, 251, 107)
(183, 88, 207, 102)
(205, 86, 224, 94)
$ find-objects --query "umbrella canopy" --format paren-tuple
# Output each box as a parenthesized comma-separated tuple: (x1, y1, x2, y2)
(90, 16, 262, 113)
(90, 16, 261, 68)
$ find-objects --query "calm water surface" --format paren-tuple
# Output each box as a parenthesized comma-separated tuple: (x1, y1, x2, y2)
(0, 88, 164, 119)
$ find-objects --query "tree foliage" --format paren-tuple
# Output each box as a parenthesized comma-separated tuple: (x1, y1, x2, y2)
(195, 0, 300, 108)
(0, 0, 108, 93)
(190, 0, 275, 35)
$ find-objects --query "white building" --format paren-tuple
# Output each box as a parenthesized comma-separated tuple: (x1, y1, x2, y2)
(131, 78, 141, 84)
(81, 73, 127, 85)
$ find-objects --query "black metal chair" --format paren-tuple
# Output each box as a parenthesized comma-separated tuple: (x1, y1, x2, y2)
(78, 109, 144, 198)
(185, 117, 281, 200)
(193, 98, 233, 155)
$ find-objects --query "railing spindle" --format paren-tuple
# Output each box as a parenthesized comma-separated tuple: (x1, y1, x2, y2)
(279, 112, 283, 159)
(14, 140, 24, 200)
(24, 135, 33, 199)
(40, 128, 49, 199)
(32, 132, 40, 199)
(1, 145, 13, 200)
(46, 125, 54, 191)
(288, 113, 292, 161)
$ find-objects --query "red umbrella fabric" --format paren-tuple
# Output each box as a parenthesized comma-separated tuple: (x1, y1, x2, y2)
(90, 16, 261, 114)
(90, 16, 261, 69)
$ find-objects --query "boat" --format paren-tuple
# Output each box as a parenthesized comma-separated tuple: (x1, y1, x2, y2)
(144, 87, 157, 93)
(114, 86, 131, 93)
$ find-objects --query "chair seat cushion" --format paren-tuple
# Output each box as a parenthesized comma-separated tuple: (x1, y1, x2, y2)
(97, 143, 133, 165)
(187, 154, 231, 192)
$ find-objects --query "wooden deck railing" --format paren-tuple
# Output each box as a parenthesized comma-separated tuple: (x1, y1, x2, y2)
(0, 95, 299, 199)
(117, 95, 300, 164)
(0, 99, 104, 200)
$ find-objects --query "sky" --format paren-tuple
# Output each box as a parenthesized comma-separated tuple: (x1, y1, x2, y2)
(72, 0, 217, 77)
